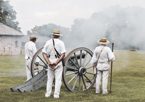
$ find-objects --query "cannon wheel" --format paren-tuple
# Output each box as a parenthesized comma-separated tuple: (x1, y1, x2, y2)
(31, 47, 48, 77)
(63, 47, 96, 92)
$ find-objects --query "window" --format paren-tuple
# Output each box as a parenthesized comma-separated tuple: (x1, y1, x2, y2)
(15, 41, 18, 48)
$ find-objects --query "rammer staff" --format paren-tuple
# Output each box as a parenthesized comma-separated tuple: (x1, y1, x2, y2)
(110, 38, 114, 93)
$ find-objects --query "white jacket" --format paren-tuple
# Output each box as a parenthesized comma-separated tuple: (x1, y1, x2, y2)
(42, 39, 66, 69)
(25, 41, 39, 62)
(91, 45, 115, 71)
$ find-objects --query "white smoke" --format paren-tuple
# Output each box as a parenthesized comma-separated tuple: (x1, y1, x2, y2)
(65, 6, 145, 50)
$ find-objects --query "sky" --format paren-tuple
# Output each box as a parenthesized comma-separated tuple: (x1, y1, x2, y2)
(9, 0, 145, 34)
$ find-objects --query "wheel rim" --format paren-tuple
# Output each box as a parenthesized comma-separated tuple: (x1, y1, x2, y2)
(31, 47, 48, 77)
(63, 47, 96, 92)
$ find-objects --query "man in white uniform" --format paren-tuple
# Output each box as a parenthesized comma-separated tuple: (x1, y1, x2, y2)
(25, 35, 39, 81)
(42, 30, 66, 98)
(91, 37, 115, 94)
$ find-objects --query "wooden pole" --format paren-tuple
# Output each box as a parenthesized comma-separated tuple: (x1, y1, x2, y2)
(110, 38, 114, 93)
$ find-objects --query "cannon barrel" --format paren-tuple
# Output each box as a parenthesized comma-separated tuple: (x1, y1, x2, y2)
(67, 53, 86, 71)
(70, 53, 85, 59)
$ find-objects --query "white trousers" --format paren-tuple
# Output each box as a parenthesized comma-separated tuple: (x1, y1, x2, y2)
(46, 65, 63, 97)
(96, 70, 109, 94)
(26, 59, 32, 81)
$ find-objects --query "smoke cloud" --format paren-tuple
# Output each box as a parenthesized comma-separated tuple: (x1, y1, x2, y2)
(64, 6, 145, 50)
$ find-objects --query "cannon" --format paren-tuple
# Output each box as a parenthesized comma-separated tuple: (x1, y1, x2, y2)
(11, 47, 96, 92)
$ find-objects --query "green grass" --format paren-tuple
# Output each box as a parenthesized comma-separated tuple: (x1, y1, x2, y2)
(0, 55, 26, 76)
(0, 50, 145, 102)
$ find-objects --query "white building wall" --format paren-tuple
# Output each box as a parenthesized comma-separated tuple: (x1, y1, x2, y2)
(0, 36, 22, 55)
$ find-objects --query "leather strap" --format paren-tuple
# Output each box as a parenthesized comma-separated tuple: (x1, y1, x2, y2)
(97, 46, 105, 62)
(53, 39, 61, 58)
(93, 46, 105, 74)
(48, 39, 58, 58)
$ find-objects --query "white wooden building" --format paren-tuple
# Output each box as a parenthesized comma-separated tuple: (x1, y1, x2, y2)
(0, 23, 24, 55)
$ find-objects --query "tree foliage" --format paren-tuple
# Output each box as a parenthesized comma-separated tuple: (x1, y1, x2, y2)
(27, 23, 70, 39)
(0, 0, 21, 31)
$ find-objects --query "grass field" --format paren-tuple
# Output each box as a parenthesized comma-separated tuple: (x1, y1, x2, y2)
(0, 50, 145, 102)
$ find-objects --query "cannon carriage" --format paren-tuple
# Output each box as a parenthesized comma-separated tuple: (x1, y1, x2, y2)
(11, 47, 96, 92)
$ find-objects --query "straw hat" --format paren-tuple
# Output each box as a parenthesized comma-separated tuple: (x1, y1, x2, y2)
(51, 30, 63, 36)
(97, 37, 110, 45)
(29, 35, 38, 40)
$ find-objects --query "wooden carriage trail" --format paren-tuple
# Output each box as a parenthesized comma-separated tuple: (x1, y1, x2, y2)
(10, 69, 47, 92)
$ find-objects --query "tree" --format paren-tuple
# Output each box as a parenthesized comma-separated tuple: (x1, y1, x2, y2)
(0, 0, 21, 31)
(27, 23, 70, 39)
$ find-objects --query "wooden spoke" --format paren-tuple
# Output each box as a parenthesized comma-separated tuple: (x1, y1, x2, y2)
(72, 75, 79, 90)
(37, 63, 47, 68)
(86, 66, 93, 69)
(66, 66, 78, 71)
(34, 69, 43, 72)
(37, 55, 47, 67)
(84, 74, 92, 84)
(69, 58, 79, 69)
(66, 72, 77, 76)
(79, 76, 81, 91)
(74, 52, 80, 67)
(80, 50, 82, 67)
(82, 76, 87, 89)
(86, 72, 95, 75)
(82, 52, 88, 67)
(84, 56, 92, 67)
(68, 74, 77, 84)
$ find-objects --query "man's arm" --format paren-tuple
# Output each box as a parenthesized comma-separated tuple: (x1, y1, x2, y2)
(52, 53, 65, 67)
(42, 52, 54, 68)
(108, 48, 115, 61)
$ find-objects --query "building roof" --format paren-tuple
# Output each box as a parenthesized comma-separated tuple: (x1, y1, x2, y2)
(0, 23, 24, 36)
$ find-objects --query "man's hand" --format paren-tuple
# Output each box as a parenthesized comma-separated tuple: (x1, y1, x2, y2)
(93, 62, 97, 67)
(42, 52, 52, 67)
(48, 63, 53, 68)
(52, 62, 57, 66)
(113, 52, 115, 56)
(48, 63, 56, 69)
(49, 62, 57, 69)
(35, 62, 39, 66)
